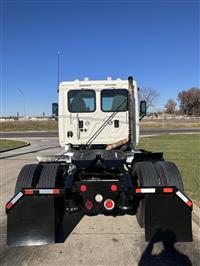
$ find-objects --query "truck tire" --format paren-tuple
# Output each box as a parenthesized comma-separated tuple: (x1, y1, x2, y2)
(37, 163, 65, 225)
(36, 163, 63, 188)
(154, 161, 184, 192)
(15, 164, 41, 194)
(132, 162, 160, 228)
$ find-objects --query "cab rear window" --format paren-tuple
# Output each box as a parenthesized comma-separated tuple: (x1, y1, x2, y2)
(68, 90, 96, 112)
(101, 89, 128, 112)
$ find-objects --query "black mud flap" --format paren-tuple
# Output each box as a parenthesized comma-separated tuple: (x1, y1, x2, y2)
(7, 195, 61, 247)
(144, 194, 192, 242)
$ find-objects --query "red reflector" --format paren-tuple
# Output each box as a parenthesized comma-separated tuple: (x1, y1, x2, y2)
(104, 199, 115, 210)
(53, 189, 60, 194)
(111, 184, 118, 191)
(186, 201, 193, 207)
(136, 188, 141, 193)
(6, 202, 13, 210)
(85, 200, 93, 210)
(24, 189, 34, 195)
(163, 188, 173, 193)
(80, 185, 87, 192)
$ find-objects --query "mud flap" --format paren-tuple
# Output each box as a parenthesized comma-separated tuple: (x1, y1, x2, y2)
(144, 194, 192, 242)
(7, 195, 61, 246)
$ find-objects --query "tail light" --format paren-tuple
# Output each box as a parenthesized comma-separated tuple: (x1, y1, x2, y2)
(104, 199, 115, 210)
(111, 184, 118, 191)
(85, 200, 93, 210)
(80, 185, 87, 192)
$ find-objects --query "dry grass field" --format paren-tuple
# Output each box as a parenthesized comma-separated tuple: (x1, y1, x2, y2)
(0, 120, 58, 131)
(0, 118, 199, 131)
(140, 118, 200, 128)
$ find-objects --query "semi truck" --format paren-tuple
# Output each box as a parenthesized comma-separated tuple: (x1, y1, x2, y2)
(6, 76, 192, 246)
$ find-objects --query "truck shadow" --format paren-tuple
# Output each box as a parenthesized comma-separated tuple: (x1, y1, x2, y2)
(55, 210, 136, 243)
(139, 230, 192, 266)
(55, 212, 84, 243)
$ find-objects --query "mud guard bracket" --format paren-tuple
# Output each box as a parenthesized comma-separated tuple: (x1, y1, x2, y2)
(144, 194, 192, 242)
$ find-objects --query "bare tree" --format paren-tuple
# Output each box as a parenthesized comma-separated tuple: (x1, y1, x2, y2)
(188, 88, 200, 116)
(178, 90, 190, 115)
(178, 87, 200, 115)
(140, 87, 159, 111)
(165, 99, 177, 114)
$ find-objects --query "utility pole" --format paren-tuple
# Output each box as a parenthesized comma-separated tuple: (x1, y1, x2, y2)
(57, 51, 60, 93)
(17, 88, 25, 117)
(162, 107, 165, 128)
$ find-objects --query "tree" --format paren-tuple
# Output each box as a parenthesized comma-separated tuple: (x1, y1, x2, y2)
(178, 87, 200, 115)
(140, 87, 159, 111)
(188, 88, 200, 116)
(178, 91, 190, 115)
(165, 99, 177, 114)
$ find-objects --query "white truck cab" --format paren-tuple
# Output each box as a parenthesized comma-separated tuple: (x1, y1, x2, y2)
(58, 77, 140, 147)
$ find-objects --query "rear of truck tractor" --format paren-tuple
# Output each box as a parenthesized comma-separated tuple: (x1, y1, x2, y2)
(6, 151, 192, 247)
(6, 76, 193, 246)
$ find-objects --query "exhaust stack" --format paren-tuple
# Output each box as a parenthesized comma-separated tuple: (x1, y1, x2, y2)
(128, 76, 136, 149)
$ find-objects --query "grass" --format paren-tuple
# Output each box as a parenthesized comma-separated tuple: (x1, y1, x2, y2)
(140, 119, 200, 128)
(138, 134, 200, 201)
(0, 119, 199, 131)
(0, 139, 27, 152)
(0, 120, 58, 131)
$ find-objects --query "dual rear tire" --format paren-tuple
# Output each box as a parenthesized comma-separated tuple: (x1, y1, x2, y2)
(154, 161, 184, 191)
(14, 163, 65, 224)
(15, 163, 63, 193)
(132, 161, 184, 228)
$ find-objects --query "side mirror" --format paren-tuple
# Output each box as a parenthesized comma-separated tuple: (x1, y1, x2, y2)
(140, 100, 147, 116)
(52, 103, 58, 117)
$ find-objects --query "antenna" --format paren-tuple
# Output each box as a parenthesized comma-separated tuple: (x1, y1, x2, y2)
(57, 51, 60, 93)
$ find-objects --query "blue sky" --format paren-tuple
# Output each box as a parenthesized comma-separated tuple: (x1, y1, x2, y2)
(1, 0, 199, 116)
